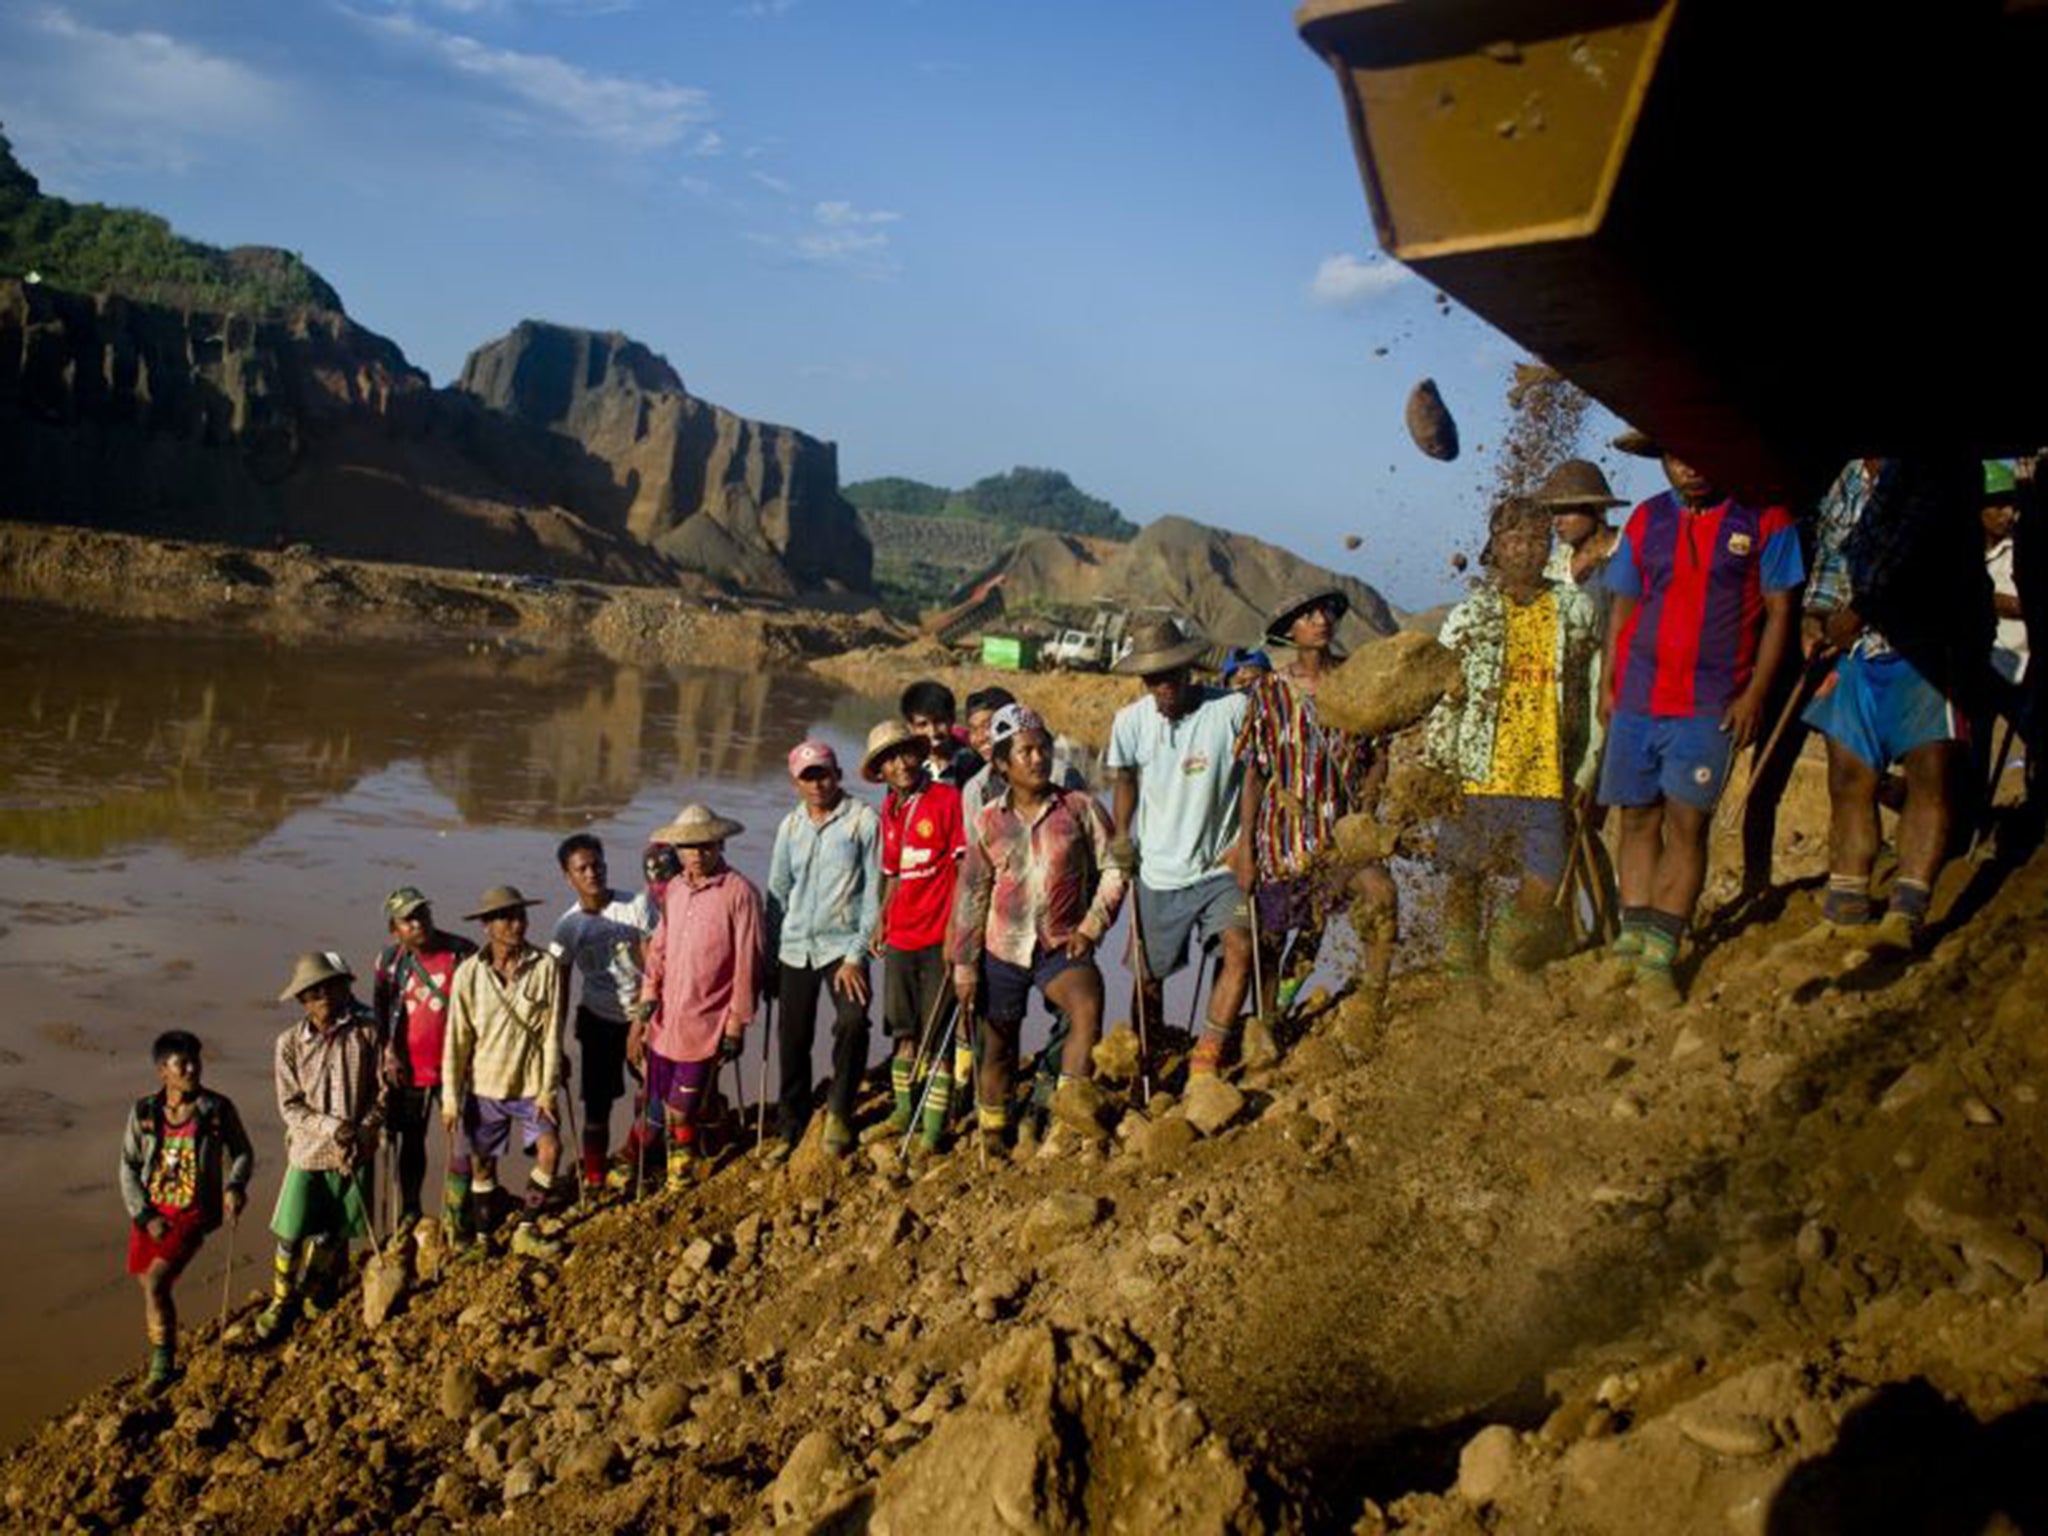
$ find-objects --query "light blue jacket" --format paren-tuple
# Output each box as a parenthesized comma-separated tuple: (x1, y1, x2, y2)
(766, 796, 882, 970)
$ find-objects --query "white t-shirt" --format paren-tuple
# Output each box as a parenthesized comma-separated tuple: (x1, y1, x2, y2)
(1988, 537, 2029, 680)
(1105, 686, 1249, 892)
(549, 891, 657, 1022)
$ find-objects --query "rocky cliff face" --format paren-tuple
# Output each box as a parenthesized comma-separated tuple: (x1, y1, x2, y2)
(459, 322, 872, 595)
(0, 284, 871, 596)
(962, 513, 1400, 650)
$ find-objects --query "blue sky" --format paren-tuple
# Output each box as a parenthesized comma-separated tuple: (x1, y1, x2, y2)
(0, 0, 1660, 610)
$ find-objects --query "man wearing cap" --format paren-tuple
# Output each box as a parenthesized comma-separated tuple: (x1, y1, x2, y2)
(547, 835, 657, 1194)
(257, 951, 384, 1343)
(1536, 459, 1628, 598)
(441, 887, 565, 1257)
(634, 805, 764, 1187)
(766, 743, 882, 1160)
(1790, 457, 1991, 956)
(1428, 502, 1603, 982)
(1239, 588, 1398, 1023)
(1106, 616, 1255, 1079)
(863, 720, 968, 1149)
(371, 888, 475, 1232)
(1221, 648, 1272, 691)
(950, 703, 1126, 1155)
(1597, 444, 1804, 1007)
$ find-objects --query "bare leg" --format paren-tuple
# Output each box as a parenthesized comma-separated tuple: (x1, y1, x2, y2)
(1826, 738, 1883, 881)
(1617, 804, 1663, 911)
(1897, 740, 1959, 886)
(1652, 801, 1712, 924)
(1209, 928, 1252, 1029)
(1044, 963, 1104, 1079)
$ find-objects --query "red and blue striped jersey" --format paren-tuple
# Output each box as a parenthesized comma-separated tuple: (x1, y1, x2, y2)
(1605, 493, 1804, 718)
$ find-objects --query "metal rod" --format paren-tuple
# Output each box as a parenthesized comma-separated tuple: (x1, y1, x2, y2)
(900, 1003, 958, 1159)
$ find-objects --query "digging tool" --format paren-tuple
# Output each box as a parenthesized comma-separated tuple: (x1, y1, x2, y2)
(905, 978, 954, 1100)
(1127, 886, 1156, 1105)
(1717, 650, 1831, 834)
(558, 1088, 583, 1206)
(757, 995, 774, 1152)
(900, 1001, 959, 1159)
(1248, 892, 1268, 1028)
(1968, 715, 2019, 860)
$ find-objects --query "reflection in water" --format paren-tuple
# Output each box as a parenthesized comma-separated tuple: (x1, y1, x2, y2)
(0, 609, 838, 854)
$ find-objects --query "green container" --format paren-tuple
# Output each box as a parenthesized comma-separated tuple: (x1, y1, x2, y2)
(980, 635, 1038, 671)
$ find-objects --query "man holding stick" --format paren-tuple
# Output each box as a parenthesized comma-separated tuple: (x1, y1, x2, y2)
(1105, 615, 1256, 1081)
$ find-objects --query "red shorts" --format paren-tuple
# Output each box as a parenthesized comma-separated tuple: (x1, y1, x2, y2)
(126, 1208, 209, 1278)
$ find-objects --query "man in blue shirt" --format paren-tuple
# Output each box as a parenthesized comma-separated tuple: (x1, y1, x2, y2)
(1106, 616, 1255, 1079)
(766, 740, 881, 1161)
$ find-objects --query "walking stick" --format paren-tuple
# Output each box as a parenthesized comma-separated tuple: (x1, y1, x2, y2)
(559, 1088, 583, 1205)
(1717, 651, 1829, 833)
(757, 994, 774, 1151)
(218, 1212, 239, 1334)
(900, 1004, 958, 1159)
(1127, 885, 1155, 1106)
(1247, 890, 1267, 1027)
(906, 979, 954, 1099)
(1968, 716, 2019, 859)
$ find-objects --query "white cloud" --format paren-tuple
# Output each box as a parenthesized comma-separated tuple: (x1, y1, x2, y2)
(0, 7, 285, 174)
(749, 170, 794, 196)
(685, 129, 725, 158)
(1308, 252, 1412, 309)
(358, 9, 709, 151)
(736, 0, 798, 15)
(749, 199, 903, 276)
(814, 200, 900, 229)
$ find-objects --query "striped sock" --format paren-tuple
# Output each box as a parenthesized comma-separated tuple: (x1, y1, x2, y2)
(1615, 906, 1653, 956)
(923, 1069, 951, 1137)
(1637, 910, 1684, 974)
(1892, 879, 1932, 921)
(890, 1055, 915, 1121)
(271, 1243, 298, 1304)
(1822, 875, 1875, 926)
(978, 1102, 1007, 1135)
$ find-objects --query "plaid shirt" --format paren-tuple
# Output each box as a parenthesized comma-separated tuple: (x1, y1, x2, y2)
(275, 1003, 385, 1172)
(442, 944, 564, 1112)
(1805, 458, 1882, 616)
(949, 786, 1126, 970)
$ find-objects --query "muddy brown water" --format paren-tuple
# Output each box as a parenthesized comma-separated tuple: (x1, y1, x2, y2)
(0, 606, 1222, 1445)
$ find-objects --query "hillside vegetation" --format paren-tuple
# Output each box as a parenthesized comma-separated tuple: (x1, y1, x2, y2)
(846, 467, 1138, 543)
(0, 127, 341, 314)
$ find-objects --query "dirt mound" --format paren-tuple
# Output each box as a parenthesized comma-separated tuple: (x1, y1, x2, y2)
(5, 801, 2046, 1534)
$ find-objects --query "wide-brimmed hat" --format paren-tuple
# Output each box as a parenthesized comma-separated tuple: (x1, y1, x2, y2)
(1112, 614, 1207, 677)
(650, 803, 745, 847)
(383, 886, 430, 923)
(278, 950, 353, 1003)
(1533, 458, 1626, 511)
(1610, 428, 1663, 459)
(1265, 587, 1350, 644)
(860, 719, 922, 783)
(465, 885, 542, 922)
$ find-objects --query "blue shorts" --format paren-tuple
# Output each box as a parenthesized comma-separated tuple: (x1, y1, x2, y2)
(1437, 795, 1569, 885)
(1598, 709, 1734, 812)
(1803, 647, 1965, 773)
(1134, 873, 1248, 982)
(983, 949, 1092, 1026)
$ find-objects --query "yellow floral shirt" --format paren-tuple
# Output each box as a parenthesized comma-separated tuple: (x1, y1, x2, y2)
(1466, 590, 1564, 799)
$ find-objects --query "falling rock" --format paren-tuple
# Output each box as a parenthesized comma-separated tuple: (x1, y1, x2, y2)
(1405, 378, 1461, 461)
(1181, 1077, 1247, 1138)
(1314, 631, 1464, 739)
(768, 1429, 855, 1525)
(439, 1364, 487, 1422)
(1344, 532, 1364, 551)
(1092, 1027, 1141, 1084)
(1456, 1423, 1519, 1503)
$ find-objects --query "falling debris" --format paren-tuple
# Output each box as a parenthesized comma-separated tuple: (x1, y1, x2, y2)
(1404, 378, 1460, 462)
(1373, 346, 1390, 357)
(1343, 533, 1363, 551)
(1450, 551, 1469, 572)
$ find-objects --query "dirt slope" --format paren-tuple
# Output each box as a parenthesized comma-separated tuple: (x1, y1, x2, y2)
(4, 834, 2045, 1534)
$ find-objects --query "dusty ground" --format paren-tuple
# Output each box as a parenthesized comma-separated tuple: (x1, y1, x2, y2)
(4, 795, 2044, 1533)
(0, 523, 904, 672)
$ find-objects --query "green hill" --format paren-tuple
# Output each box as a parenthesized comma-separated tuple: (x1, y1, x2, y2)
(846, 466, 1139, 542)
(0, 126, 341, 313)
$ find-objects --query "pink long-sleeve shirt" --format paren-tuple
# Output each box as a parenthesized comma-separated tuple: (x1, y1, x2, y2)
(642, 867, 765, 1064)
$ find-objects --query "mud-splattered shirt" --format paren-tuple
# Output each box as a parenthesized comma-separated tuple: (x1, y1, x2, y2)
(949, 787, 1126, 969)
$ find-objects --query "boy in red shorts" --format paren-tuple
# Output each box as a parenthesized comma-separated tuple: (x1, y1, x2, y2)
(119, 1030, 254, 1392)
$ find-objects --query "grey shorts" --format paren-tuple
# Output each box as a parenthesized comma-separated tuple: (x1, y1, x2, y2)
(1135, 872, 1247, 982)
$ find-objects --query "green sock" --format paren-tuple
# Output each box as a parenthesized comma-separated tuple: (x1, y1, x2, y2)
(890, 1056, 915, 1122)
(1637, 926, 1679, 975)
(921, 1069, 950, 1143)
